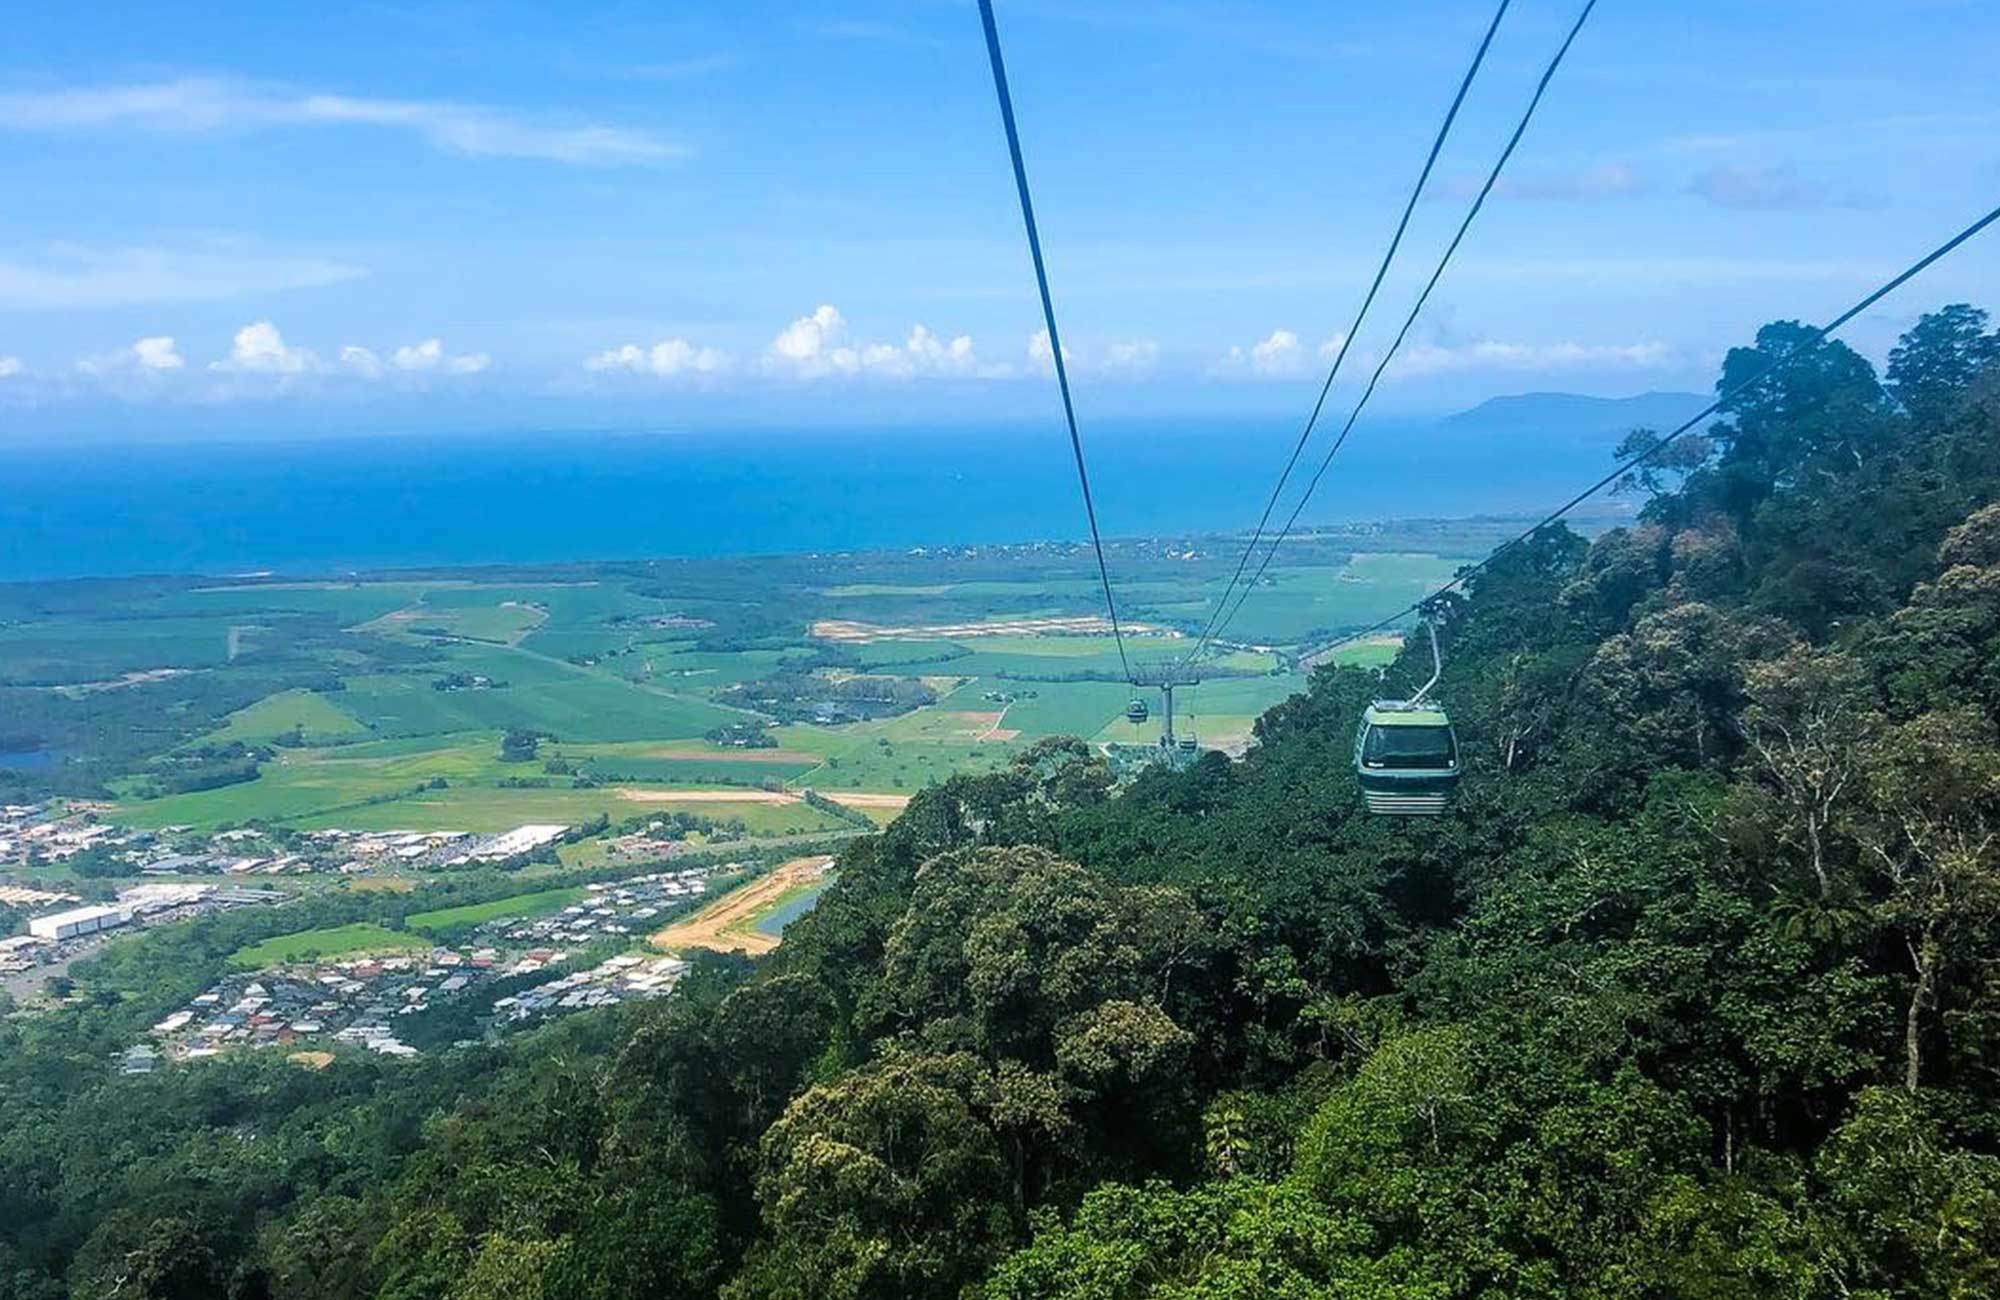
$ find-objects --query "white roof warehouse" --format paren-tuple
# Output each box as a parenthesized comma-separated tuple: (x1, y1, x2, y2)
(27, 904, 129, 942)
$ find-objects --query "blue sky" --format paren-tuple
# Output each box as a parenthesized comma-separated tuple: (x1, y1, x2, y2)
(0, 0, 1995, 439)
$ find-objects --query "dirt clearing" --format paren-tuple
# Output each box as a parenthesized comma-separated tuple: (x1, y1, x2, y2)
(812, 615, 1165, 643)
(639, 747, 823, 764)
(649, 855, 833, 956)
(824, 792, 911, 810)
(615, 787, 911, 813)
(617, 788, 795, 804)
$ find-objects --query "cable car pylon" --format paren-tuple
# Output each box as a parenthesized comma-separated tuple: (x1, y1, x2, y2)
(1130, 662, 1204, 754)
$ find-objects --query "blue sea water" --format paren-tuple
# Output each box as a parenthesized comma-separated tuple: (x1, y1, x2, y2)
(1, 418, 1628, 582)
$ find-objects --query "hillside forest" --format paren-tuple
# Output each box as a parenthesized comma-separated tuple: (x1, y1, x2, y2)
(4, 304, 2000, 1299)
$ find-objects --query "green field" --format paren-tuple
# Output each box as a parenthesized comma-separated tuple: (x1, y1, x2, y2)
(335, 647, 741, 742)
(407, 886, 588, 933)
(228, 922, 429, 968)
(804, 738, 1020, 791)
(384, 601, 546, 643)
(0, 616, 239, 685)
(205, 689, 368, 743)
(112, 732, 859, 834)
(14, 532, 1497, 833)
(282, 788, 850, 836)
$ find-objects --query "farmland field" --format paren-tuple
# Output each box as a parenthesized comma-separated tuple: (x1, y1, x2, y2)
(9, 521, 1512, 838)
(286, 788, 854, 836)
(206, 689, 369, 743)
(406, 886, 588, 933)
(228, 922, 429, 968)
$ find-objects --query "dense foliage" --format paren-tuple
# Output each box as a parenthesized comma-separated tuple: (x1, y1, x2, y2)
(5, 307, 2000, 1298)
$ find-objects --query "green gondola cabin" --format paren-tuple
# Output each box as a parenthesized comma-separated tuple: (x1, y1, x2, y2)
(1353, 699, 1460, 815)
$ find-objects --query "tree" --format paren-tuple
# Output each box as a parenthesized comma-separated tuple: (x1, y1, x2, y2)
(1580, 602, 1791, 771)
(1561, 524, 1674, 633)
(1868, 503, 2000, 717)
(1855, 711, 2000, 1093)
(369, 1205, 470, 1300)
(1202, 1100, 1250, 1179)
(71, 1216, 225, 1300)
(539, 1186, 722, 1300)
(981, 1179, 1400, 1300)
(446, 1235, 555, 1300)
(1815, 1087, 2000, 1297)
(1611, 427, 1713, 499)
(1705, 322, 1888, 517)
(733, 1054, 1014, 1300)
(859, 846, 1209, 1071)
(1738, 648, 1877, 898)
(1887, 304, 1998, 422)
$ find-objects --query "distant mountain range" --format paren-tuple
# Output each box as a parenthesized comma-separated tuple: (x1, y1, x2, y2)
(1443, 390, 1711, 440)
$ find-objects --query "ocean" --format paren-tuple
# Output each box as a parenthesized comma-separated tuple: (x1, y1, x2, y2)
(1, 417, 1637, 582)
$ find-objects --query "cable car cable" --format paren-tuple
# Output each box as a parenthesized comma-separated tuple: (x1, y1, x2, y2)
(1192, 0, 1599, 663)
(976, 0, 1134, 685)
(1182, 0, 1514, 677)
(1306, 196, 2000, 661)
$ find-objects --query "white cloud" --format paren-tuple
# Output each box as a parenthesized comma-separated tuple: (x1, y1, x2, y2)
(866, 325, 992, 379)
(392, 338, 445, 371)
(766, 305, 997, 381)
(59, 324, 490, 399)
(1685, 163, 1869, 211)
(1221, 328, 1312, 378)
(0, 356, 22, 378)
(381, 338, 491, 375)
(770, 304, 848, 372)
(0, 244, 364, 310)
(132, 336, 185, 371)
(1028, 334, 1158, 379)
(1099, 339, 1160, 375)
(1387, 339, 1677, 377)
(1214, 329, 1674, 382)
(1027, 329, 1064, 375)
(586, 344, 646, 371)
(0, 78, 682, 166)
(1251, 330, 1303, 373)
(76, 334, 186, 376)
(588, 337, 730, 379)
(212, 320, 320, 374)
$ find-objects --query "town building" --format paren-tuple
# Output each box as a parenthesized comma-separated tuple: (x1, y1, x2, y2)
(27, 904, 128, 942)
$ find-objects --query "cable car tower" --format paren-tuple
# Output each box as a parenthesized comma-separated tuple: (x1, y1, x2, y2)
(1131, 663, 1203, 753)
